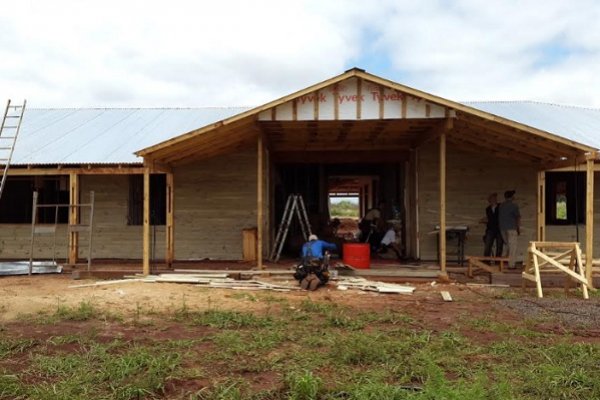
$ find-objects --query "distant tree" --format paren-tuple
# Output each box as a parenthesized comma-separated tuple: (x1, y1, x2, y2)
(330, 200, 359, 218)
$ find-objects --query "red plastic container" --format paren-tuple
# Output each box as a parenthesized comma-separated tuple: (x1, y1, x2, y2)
(343, 243, 370, 269)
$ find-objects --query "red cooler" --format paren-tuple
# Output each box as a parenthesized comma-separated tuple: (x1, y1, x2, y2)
(343, 243, 370, 269)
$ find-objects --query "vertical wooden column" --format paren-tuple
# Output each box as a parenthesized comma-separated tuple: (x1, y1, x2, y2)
(439, 133, 447, 275)
(142, 168, 151, 275)
(585, 156, 595, 286)
(165, 172, 174, 268)
(257, 133, 264, 269)
(68, 173, 79, 265)
(537, 171, 546, 242)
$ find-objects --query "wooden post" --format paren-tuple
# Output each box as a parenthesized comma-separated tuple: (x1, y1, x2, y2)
(585, 156, 594, 287)
(439, 132, 447, 276)
(142, 168, 151, 275)
(537, 171, 546, 242)
(257, 133, 264, 269)
(165, 172, 174, 268)
(68, 173, 79, 265)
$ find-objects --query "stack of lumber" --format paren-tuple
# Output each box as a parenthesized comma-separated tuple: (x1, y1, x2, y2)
(335, 277, 415, 294)
(69, 273, 300, 292)
(70, 273, 417, 295)
(142, 274, 300, 291)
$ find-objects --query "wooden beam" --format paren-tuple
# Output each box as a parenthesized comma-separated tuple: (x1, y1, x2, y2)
(548, 162, 600, 172)
(439, 132, 447, 276)
(165, 172, 174, 267)
(142, 167, 150, 275)
(448, 133, 542, 165)
(271, 151, 409, 164)
(158, 125, 256, 163)
(586, 156, 594, 287)
(257, 133, 264, 270)
(313, 90, 319, 120)
(7, 166, 146, 176)
(456, 114, 579, 157)
(412, 118, 454, 149)
(333, 84, 339, 120)
(146, 160, 172, 173)
(455, 120, 565, 161)
(68, 172, 79, 265)
(542, 153, 589, 171)
(537, 171, 546, 242)
(356, 78, 362, 120)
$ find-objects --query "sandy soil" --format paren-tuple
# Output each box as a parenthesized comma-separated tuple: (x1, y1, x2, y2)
(0, 274, 598, 342)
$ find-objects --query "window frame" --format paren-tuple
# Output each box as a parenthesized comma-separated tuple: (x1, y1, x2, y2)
(0, 176, 69, 224)
(545, 171, 585, 226)
(127, 174, 166, 226)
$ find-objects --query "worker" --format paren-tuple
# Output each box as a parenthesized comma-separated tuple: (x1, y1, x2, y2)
(359, 201, 385, 249)
(377, 223, 402, 259)
(294, 234, 337, 291)
(480, 192, 503, 258)
(498, 190, 521, 269)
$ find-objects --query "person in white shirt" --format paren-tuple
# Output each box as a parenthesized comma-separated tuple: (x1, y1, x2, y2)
(377, 223, 402, 259)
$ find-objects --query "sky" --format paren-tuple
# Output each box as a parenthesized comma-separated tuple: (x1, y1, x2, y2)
(1, 0, 600, 108)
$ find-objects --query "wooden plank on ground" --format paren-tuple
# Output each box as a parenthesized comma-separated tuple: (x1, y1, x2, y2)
(440, 291, 453, 302)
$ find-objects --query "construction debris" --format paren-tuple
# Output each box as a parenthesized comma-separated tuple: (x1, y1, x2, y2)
(68, 272, 417, 295)
(69, 278, 145, 289)
(334, 277, 415, 294)
(440, 291, 453, 302)
(0, 261, 62, 276)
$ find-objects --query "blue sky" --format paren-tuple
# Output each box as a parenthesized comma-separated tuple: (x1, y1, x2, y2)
(1, 0, 599, 107)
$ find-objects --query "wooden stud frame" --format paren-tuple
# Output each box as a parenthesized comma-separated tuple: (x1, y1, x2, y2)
(68, 172, 79, 264)
(165, 172, 174, 267)
(257, 133, 265, 269)
(142, 167, 151, 275)
(586, 156, 595, 286)
(537, 171, 545, 242)
(439, 131, 447, 275)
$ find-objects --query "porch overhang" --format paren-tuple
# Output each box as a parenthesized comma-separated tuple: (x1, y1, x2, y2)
(135, 68, 596, 167)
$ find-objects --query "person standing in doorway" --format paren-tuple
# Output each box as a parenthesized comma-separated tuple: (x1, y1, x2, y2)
(481, 193, 503, 258)
(498, 190, 521, 269)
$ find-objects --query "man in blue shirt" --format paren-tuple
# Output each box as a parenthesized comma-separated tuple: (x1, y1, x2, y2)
(302, 234, 337, 260)
(295, 234, 337, 290)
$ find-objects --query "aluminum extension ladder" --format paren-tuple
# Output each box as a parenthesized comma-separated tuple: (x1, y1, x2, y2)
(269, 194, 312, 262)
(0, 99, 26, 201)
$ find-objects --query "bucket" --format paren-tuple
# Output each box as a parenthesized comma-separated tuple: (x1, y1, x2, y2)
(343, 243, 370, 269)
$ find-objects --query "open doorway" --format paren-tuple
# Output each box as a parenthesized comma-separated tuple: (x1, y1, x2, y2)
(272, 162, 408, 262)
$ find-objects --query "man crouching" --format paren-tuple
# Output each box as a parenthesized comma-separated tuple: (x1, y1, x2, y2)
(294, 234, 337, 291)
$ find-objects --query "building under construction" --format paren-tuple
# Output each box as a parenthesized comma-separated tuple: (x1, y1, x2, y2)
(1, 69, 600, 285)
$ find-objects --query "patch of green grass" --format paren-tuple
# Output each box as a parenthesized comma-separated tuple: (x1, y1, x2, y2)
(2, 296, 600, 399)
(286, 370, 322, 400)
(0, 338, 37, 358)
(192, 379, 245, 400)
(299, 299, 337, 314)
(55, 300, 98, 321)
(178, 309, 275, 329)
(228, 292, 258, 302)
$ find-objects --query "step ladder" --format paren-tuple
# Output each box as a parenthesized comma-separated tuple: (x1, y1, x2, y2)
(269, 194, 312, 262)
(0, 99, 26, 201)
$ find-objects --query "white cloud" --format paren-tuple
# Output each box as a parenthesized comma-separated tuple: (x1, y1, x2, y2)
(0, 0, 599, 107)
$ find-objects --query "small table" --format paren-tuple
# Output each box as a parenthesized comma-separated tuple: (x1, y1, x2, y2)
(433, 225, 469, 266)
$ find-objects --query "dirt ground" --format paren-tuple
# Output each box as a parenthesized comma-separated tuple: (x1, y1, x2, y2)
(1, 274, 598, 341)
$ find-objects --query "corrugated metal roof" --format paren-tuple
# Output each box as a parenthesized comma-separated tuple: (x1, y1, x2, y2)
(9, 102, 600, 166)
(466, 101, 600, 149)
(11, 107, 249, 165)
